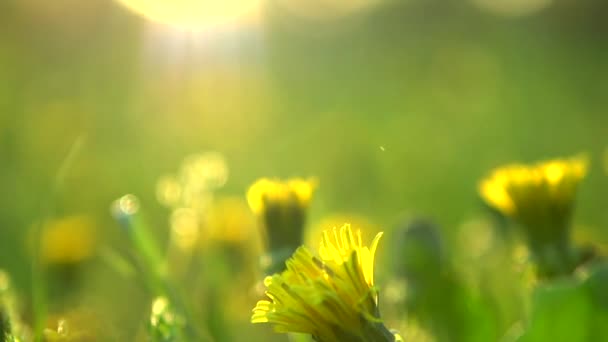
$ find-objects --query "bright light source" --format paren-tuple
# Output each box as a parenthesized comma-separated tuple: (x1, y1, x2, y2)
(115, 0, 261, 31)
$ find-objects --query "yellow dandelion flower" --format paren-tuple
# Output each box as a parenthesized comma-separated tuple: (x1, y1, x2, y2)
(202, 197, 263, 291)
(37, 215, 97, 265)
(478, 156, 588, 277)
(204, 197, 258, 246)
(252, 224, 398, 342)
(246, 178, 316, 215)
(247, 178, 316, 273)
(479, 156, 587, 234)
(305, 213, 378, 251)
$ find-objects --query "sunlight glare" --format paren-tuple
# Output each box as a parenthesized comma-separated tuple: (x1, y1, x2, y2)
(115, 0, 262, 31)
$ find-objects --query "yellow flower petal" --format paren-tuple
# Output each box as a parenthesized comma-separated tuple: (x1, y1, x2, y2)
(478, 155, 588, 235)
(252, 224, 393, 341)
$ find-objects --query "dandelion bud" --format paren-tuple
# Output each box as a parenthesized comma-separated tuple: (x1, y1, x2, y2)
(247, 178, 316, 273)
(478, 155, 588, 278)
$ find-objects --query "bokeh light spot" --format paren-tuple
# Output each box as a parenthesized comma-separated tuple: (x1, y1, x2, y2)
(170, 208, 200, 251)
(112, 194, 141, 217)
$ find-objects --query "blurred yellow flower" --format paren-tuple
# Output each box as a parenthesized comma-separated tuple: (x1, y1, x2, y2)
(252, 224, 397, 341)
(204, 197, 258, 246)
(202, 196, 263, 279)
(479, 156, 588, 277)
(479, 156, 587, 231)
(38, 215, 96, 265)
(246, 178, 316, 267)
(246, 178, 315, 215)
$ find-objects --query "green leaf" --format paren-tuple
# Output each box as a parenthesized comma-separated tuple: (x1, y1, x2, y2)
(520, 279, 591, 342)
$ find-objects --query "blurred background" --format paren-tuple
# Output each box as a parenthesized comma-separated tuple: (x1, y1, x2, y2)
(1, 0, 608, 340)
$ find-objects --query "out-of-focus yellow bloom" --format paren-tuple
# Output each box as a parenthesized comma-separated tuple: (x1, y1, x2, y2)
(39, 216, 96, 265)
(479, 156, 588, 278)
(204, 197, 258, 246)
(252, 224, 398, 341)
(479, 156, 587, 232)
(198, 197, 264, 322)
(247, 178, 316, 273)
(246, 178, 315, 215)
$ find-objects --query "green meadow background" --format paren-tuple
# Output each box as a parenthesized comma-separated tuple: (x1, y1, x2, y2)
(1, 0, 608, 340)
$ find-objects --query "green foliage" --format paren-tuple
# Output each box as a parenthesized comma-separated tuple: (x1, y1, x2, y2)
(521, 280, 592, 342)
(0, 272, 25, 342)
(1, 0, 608, 341)
(520, 265, 608, 342)
(148, 297, 185, 342)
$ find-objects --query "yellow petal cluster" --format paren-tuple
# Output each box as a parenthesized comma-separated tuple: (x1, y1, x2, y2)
(305, 214, 378, 251)
(252, 224, 391, 341)
(479, 156, 587, 231)
(246, 178, 316, 215)
(246, 178, 317, 261)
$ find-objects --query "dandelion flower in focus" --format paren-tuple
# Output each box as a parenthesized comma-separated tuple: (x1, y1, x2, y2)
(252, 224, 400, 342)
(478, 155, 588, 277)
(306, 214, 378, 251)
